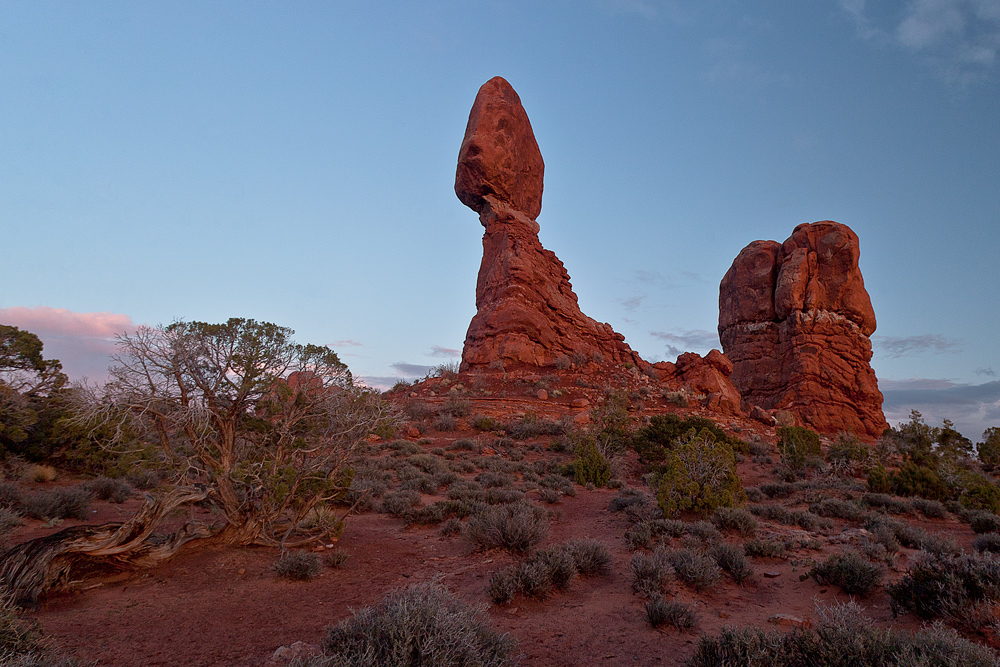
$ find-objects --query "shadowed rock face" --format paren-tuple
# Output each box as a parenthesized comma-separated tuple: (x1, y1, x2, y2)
(719, 221, 887, 438)
(455, 77, 643, 370)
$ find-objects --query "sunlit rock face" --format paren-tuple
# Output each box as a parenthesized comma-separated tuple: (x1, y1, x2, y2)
(455, 77, 643, 370)
(719, 221, 887, 438)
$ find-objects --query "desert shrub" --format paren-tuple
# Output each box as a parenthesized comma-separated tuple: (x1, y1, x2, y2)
(274, 551, 322, 581)
(0, 483, 25, 511)
(323, 549, 349, 568)
(888, 551, 1000, 621)
(503, 416, 565, 440)
(809, 550, 884, 596)
(662, 548, 721, 591)
(439, 518, 463, 536)
(471, 415, 498, 432)
(538, 488, 561, 504)
(712, 507, 758, 536)
(809, 497, 867, 521)
(447, 438, 478, 452)
(632, 413, 747, 464)
(476, 471, 515, 489)
(401, 474, 438, 494)
(630, 549, 675, 595)
(385, 439, 423, 455)
(890, 462, 950, 501)
(572, 437, 611, 488)
(861, 492, 912, 515)
(957, 474, 1000, 514)
(321, 583, 518, 667)
(654, 429, 745, 517)
(479, 488, 525, 505)
(565, 539, 612, 576)
(707, 542, 753, 584)
(968, 510, 1000, 534)
(379, 489, 422, 517)
(531, 547, 577, 591)
(402, 401, 435, 421)
(749, 504, 833, 533)
(516, 559, 553, 598)
(440, 398, 471, 418)
(743, 537, 786, 559)
(486, 567, 521, 605)
(863, 513, 931, 551)
(464, 502, 548, 553)
(83, 476, 133, 503)
(979, 427, 1000, 470)
(910, 497, 947, 518)
(22, 486, 92, 520)
(972, 533, 1000, 554)
(825, 432, 869, 463)
(408, 499, 474, 525)
(688, 600, 1000, 667)
(608, 488, 649, 514)
(866, 464, 892, 494)
(687, 520, 722, 544)
(625, 519, 689, 550)
(777, 426, 821, 469)
(432, 414, 457, 432)
(645, 594, 697, 629)
(758, 482, 795, 498)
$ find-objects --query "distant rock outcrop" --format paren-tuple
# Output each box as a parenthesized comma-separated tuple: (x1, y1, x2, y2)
(654, 349, 743, 416)
(456, 77, 644, 370)
(718, 221, 887, 438)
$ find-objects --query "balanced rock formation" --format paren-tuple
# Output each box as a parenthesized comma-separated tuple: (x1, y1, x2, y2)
(718, 221, 887, 438)
(456, 77, 644, 370)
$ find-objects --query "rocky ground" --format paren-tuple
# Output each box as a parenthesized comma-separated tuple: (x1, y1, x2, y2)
(6, 366, 997, 666)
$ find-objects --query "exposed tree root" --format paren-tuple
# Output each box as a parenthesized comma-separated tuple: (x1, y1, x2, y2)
(0, 486, 211, 607)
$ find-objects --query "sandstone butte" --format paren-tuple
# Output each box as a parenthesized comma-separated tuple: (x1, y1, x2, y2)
(718, 221, 888, 439)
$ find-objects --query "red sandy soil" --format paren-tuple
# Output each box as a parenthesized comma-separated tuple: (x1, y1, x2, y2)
(11, 368, 999, 666)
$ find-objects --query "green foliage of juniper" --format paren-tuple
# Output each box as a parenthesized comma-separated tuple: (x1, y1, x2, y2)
(776, 426, 821, 469)
(632, 413, 747, 465)
(573, 436, 611, 488)
(654, 429, 746, 517)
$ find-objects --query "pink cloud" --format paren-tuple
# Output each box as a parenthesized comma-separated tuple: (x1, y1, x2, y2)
(0, 306, 139, 382)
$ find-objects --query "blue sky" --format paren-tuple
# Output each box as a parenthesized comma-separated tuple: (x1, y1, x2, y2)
(2, 1, 998, 439)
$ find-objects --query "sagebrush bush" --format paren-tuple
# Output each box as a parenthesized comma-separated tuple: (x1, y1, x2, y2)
(743, 537, 786, 559)
(321, 583, 518, 667)
(323, 549, 349, 568)
(808, 498, 867, 522)
(22, 486, 92, 520)
(712, 507, 757, 536)
(968, 509, 1000, 534)
(655, 430, 745, 517)
(630, 549, 674, 596)
(688, 600, 999, 667)
(707, 542, 753, 584)
(464, 502, 548, 553)
(825, 432, 869, 463)
(645, 594, 697, 629)
(486, 567, 521, 605)
(662, 548, 721, 591)
(861, 492, 912, 515)
(972, 533, 1000, 554)
(625, 519, 689, 550)
(809, 550, 884, 597)
(910, 497, 947, 518)
(379, 489, 422, 517)
(565, 539, 612, 576)
(888, 551, 1000, 622)
(85, 476, 133, 503)
(274, 551, 322, 581)
(608, 488, 649, 514)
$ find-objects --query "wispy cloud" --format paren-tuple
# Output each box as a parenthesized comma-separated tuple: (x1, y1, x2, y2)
(390, 362, 434, 377)
(840, 0, 1000, 86)
(976, 366, 997, 377)
(872, 334, 962, 358)
(620, 295, 646, 311)
(0, 306, 138, 382)
(428, 345, 460, 358)
(331, 339, 363, 348)
(651, 329, 721, 358)
(881, 377, 1000, 439)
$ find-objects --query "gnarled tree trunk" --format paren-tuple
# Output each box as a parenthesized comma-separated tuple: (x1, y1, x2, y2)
(0, 486, 211, 607)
